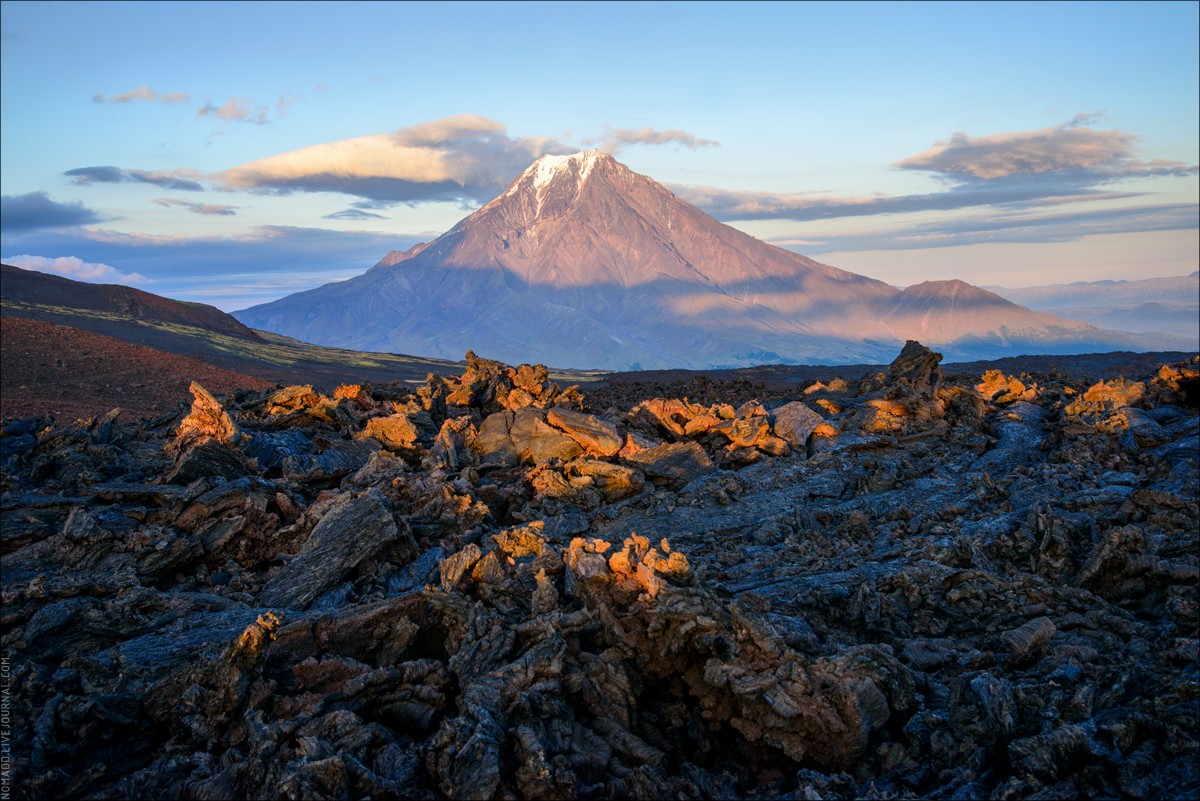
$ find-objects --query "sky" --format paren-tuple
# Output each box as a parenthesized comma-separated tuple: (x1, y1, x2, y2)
(1, 0, 1197, 311)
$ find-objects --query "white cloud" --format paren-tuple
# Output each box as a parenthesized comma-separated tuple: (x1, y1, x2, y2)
(675, 117, 1198, 229)
(4, 255, 150, 286)
(197, 97, 270, 125)
(152, 198, 238, 216)
(93, 84, 190, 104)
(588, 126, 719, 153)
(895, 118, 1196, 180)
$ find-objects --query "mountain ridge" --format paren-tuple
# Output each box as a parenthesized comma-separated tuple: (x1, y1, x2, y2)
(2, 263, 259, 339)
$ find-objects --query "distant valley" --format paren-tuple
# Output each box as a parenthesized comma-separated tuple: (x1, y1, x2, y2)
(986, 272, 1199, 343)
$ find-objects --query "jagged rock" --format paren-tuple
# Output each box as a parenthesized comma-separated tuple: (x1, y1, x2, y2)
(333, 383, 377, 412)
(517, 414, 584, 465)
(162, 382, 252, 484)
(1078, 377, 1147, 409)
(546, 408, 623, 457)
(360, 415, 420, 452)
(622, 441, 714, 488)
(259, 488, 414, 609)
(566, 458, 644, 503)
(977, 369, 1036, 404)
(164, 438, 250, 485)
(266, 385, 323, 414)
(474, 409, 583, 466)
(444, 350, 578, 414)
(3, 346, 1198, 801)
(771, 401, 824, 449)
(887, 339, 943, 396)
(168, 382, 244, 456)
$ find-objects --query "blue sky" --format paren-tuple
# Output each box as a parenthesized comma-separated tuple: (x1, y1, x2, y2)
(2, 0, 1197, 310)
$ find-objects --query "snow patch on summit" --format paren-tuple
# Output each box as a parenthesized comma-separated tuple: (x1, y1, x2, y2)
(530, 150, 604, 193)
(490, 151, 608, 215)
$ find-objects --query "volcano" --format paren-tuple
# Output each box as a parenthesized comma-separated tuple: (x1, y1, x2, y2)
(235, 151, 1147, 369)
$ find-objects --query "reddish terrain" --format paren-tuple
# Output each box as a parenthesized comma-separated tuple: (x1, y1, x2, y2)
(1, 263, 260, 338)
(0, 317, 272, 421)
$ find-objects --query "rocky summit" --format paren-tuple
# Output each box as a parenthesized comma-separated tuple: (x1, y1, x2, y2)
(234, 153, 1163, 370)
(2, 343, 1197, 799)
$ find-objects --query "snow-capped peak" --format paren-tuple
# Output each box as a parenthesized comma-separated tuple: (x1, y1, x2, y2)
(528, 149, 606, 193)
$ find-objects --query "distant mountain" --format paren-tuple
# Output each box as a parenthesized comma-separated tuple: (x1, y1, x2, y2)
(236, 151, 1179, 369)
(0, 264, 473, 390)
(2, 263, 259, 339)
(986, 273, 1199, 343)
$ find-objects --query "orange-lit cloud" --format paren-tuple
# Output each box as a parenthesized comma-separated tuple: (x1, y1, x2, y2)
(219, 114, 574, 204)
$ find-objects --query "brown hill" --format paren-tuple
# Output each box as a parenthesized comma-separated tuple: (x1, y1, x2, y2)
(878, 279, 1093, 345)
(1, 266, 510, 392)
(1, 263, 259, 339)
(0, 316, 272, 420)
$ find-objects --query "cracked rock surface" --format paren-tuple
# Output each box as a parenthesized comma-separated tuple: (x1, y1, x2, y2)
(2, 343, 1198, 799)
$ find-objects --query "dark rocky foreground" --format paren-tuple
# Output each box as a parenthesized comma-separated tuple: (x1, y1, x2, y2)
(2, 343, 1197, 800)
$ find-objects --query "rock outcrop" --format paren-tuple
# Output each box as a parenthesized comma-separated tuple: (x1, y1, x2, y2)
(2, 344, 1197, 800)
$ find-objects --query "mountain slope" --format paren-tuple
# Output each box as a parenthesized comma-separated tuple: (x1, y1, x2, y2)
(0, 316, 272, 420)
(2, 263, 259, 338)
(0, 265, 488, 390)
(236, 151, 1167, 369)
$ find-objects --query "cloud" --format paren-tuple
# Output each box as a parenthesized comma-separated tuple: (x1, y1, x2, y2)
(0, 225, 426, 311)
(774, 202, 1200, 253)
(65, 166, 204, 191)
(1, 192, 106, 231)
(93, 84, 189, 104)
(350, 199, 398, 210)
(219, 113, 574, 204)
(392, 114, 507, 147)
(677, 117, 1197, 225)
(276, 92, 299, 118)
(894, 118, 1195, 181)
(4, 255, 149, 285)
(198, 97, 270, 125)
(672, 181, 1147, 222)
(322, 209, 387, 220)
(588, 127, 719, 154)
(61, 115, 719, 210)
(153, 198, 238, 216)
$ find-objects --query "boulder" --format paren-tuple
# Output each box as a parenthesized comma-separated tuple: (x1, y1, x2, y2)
(510, 409, 582, 464)
(547, 408, 623, 456)
(473, 409, 583, 466)
(259, 488, 414, 610)
(566, 458, 645, 503)
(976, 370, 1034, 404)
(360, 415, 421, 452)
(771, 402, 824, 449)
(622, 441, 714, 488)
(886, 340, 942, 397)
(168, 381, 243, 457)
